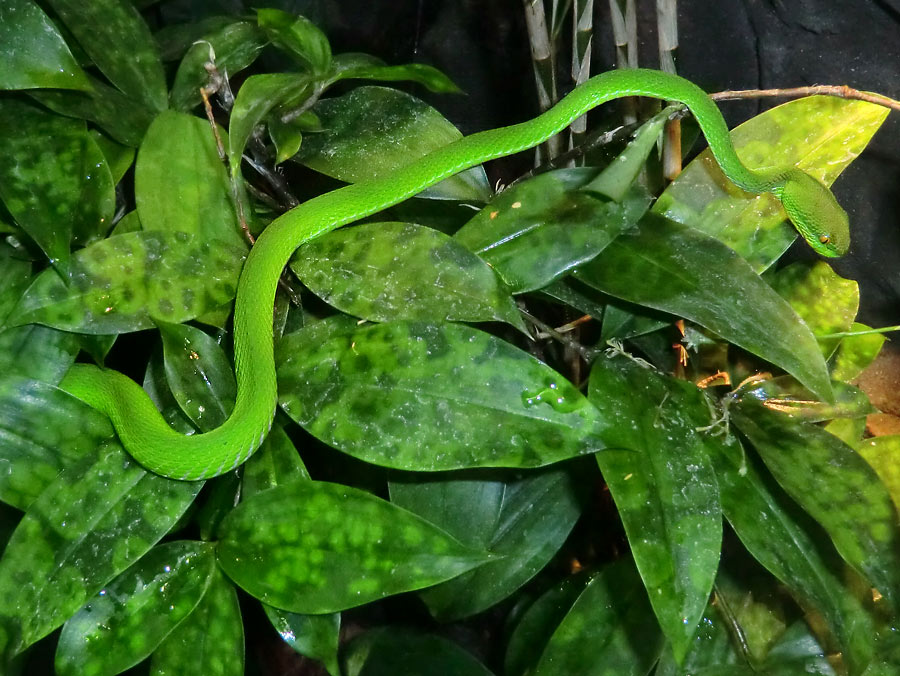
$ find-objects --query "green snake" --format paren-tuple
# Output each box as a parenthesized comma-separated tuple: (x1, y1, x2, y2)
(59, 69, 851, 480)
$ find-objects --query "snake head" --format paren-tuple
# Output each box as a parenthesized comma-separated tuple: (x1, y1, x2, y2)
(777, 171, 850, 257)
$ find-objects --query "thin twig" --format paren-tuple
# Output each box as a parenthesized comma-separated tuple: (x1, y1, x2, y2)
(711, 85, 900, 112)
(520, 309, 600, 362)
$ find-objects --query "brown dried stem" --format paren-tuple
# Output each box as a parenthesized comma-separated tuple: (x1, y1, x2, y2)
(711, 85, 900, 112)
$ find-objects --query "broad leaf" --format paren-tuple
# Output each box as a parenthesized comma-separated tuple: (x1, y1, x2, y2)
(257, 8, 331, 74)
(263, 605, 339, 676)
(342, 628, 493, 676)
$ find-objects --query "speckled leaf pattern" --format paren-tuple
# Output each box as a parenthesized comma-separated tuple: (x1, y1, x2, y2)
(292, 221, 521, 326)
(343, 628, 494, 676)
(0, 376, 113, 510)
(705, 428, 875, 673)
(588, 356, 721, 661)
(137, 111, 244, 249)
(0, 325, 80, 383)
(263, 605, 340, 676)
(533, 560, 664, 676)
(732, 398, 900, 607)
(276, 320, 606, 471)
(8, 231, 246, 334)
(295, 86, 491, 202)
(0, 98, 114, 272)
(653, 97, 888, 270)
(55, 541, 216, 676)
(831, 322, 886, 383)
(44, 0, 167, 111)
(217, 479, 491, 613)
(0, 0, 90, 91)
(158, 322, 236, 431)
(149, 566, 243, 676)
(0, 242, 30, 320)
(0, 445, 202, 656)
(391, 465, 587, 621)
(575, 214, 833, 402)
(454, 169, 651, 293)
(769, 261, 858, 357)
(858, 436, 900, 514)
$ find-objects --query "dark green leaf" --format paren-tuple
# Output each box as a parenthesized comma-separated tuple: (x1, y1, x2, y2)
(90, 130, 135, 185)
(143, 351, 195, 435)
(292, 221, 522, 327)
(55, 541, 216, 676)
(342, 628, 493, 676)
(217, 479, 491, 613)
(276, 320, 606, 471)
(575, 214, 833, 402)
(257, 8, 331, 74)
(241, 424, 309, 498)
(331, 53, 462, 94)
(263, 605, 340, 676)
(0, 325, 80, 383)
(0, 0, 90, 91)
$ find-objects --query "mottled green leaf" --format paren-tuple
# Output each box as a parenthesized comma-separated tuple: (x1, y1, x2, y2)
(534, 560, 664, 675)
(588, 356, 721, 660)
(90, 130, 134, 185)
(8, 231, 246, 334)
(276, 320, 606, 471)
(575, 213, 833, 402)
(242, 424, 309, 498)
(0, 376, 113, 510)
(217, 479, 491, 613)
(343, 628, 493, 676)
(136, 111, 243, 248)
(331, 53, 462, 94)
(150, 566, 243, 676)
(170, 21, 265, 111)
(158, 322, 235, 431)
(0, 325, 79, 383)
(455, 169, 650, 293)
(391, 464, 588, 620)
(0, 445, 202, 656)
(55, 541, 216, 676)
(263, 605, 339, 676)
(733, 399, 900, 607)
(257, 8, 331, 74)
(735, 376, 874, 423)
(292, 221, 521, 326)
(654, 97, 888, 270)
(0, 0, 90, 91)
(295, 86, 491, 202)
(44, 0, 167, 111)
(857, 436, 900, 515)
(831, 322, 886, 383)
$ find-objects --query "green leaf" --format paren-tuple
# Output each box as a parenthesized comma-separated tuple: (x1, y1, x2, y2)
(55, 541, 216, 676)
(257, 9, 331, 74)
(732, 399, 900, 608)
(0, 0, 90, 91)
(0, 325, 80, 383)
(276, 320, 606, 471)
(292, 221, 522, 327)
(588, 356, 722, 661)
(831, 322, 886, 383)
(149, 566, 243, 676)
(654, 97, 889, 270)
(533, 560, 664, 675)
(8, 231, 246, 334)
(263, 605, 340, 676)
(268, 113, 306, 163)
(575, 213, 833, 402)
(295, 86, 491, 202)
(857, 436, 900, 514)
(391, 464, 588, 620)
(170, 21, 266, 111)
(136, 110, 244, 248)
(331, 53, 462, 94)
(158, 322, 235, 431)
(217, 479, 491, 613)
(455, 169, 651, 293)
(242, 424, 309, 498)
(0, 445, 202, 656)
(343, 628, 493, 676)
(0, 376, 113, 510)
(44, 0, 167, 111)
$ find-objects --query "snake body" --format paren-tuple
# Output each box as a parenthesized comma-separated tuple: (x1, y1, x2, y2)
(59, 69, 850, 480)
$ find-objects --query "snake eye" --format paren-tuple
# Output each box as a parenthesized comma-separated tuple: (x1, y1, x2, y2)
(819, 234, 831, 244)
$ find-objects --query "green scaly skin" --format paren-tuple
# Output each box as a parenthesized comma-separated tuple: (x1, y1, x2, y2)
(59, 69, 851, 480)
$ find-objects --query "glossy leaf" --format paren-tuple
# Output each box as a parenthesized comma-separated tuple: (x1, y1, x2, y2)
(44, 0, 167, 111)
(150, 566, 244, 676)
(291, 221, 522, 326)
(217, 479, 491, 613)
(0, 325, 80, 383)
(588, 356, 721, 660)
(331, 53, 462, 94)
(295, 86, 491, 202)
(90, 130, 134, 185)
(257, 8, 331, 73)
(0, 445, 202, 656)
(0, 376, 113, 510)
(855, 436, 900, 515)
(654, 97, 889, 270)
(242, 424, 309, 497)
(276, 320, 606, 471)
(9, 231, 246, 334)
(391, 464, 588, 620)
(343, 628, 493, 676)
(732, 399, 900, 607)
(534, 560, 664, 675)
(831, 322, 886, 383)
(575, 213, 833, 402)
(136, 110, 244, 248)
(0, 0, 90, 91)
(735, 376, 874, 423)
(455, 169, 651, 293)
(143, 352, 195, 435)
(263, 605, 340, 676)
(55, 541, 216, 676)
(158, 322, 235, 431)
